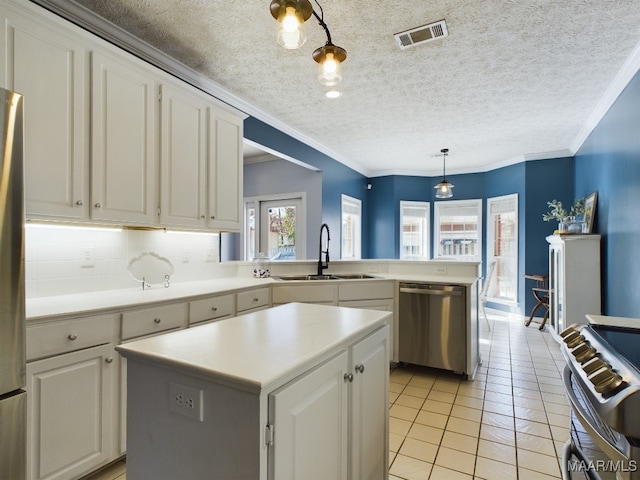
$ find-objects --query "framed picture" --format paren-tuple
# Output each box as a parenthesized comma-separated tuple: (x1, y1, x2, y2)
(583, 192, 598, 233)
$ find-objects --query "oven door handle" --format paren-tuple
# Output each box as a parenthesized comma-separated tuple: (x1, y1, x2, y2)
(561, 439, 600, 480)
(562, 365, 629, 463)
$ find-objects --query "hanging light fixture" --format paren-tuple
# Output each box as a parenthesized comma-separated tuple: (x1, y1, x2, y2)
(270, 0, 347, 87)
(434, 148, 454, 199)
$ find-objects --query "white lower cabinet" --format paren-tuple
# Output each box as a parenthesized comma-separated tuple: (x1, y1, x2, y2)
(25, 344, 116, 480)
(269, 325, 389, 480)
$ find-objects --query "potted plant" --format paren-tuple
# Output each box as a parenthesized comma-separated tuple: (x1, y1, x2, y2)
(543, 198, 586, 233)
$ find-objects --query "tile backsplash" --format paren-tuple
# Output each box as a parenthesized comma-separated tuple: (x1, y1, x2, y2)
(25, 224, 234, 298)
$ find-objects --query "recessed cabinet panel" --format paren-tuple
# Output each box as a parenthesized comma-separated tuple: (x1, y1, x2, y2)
(268, 352, 349, 480)
(208, 108, 243, 231)
(0, 11, 87, 219)
(26, 344, 115, 480)
(91, 50, 158, 225)
(160, 83, 207, 228)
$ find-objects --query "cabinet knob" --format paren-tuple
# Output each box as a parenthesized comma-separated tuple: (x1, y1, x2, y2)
(154, 318, 162, 324)
(75, 200, 83, 206)
(201, 215, 206, 219)
(105, 357, 114, 364)
(211, 306, 218, 312)
(253, 298, 259, 302)
(94, 202, 101, 209)
(355, 364, 365, 374)
(68, 333, 77, 341)
(210, 215, 215, 220)
(344, 373, 354, 383)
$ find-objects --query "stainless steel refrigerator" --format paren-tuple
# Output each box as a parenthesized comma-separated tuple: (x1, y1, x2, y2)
(0, 87, 26, 478)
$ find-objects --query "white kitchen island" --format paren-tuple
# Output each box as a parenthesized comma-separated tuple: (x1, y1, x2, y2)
(116, 302, 391, 480)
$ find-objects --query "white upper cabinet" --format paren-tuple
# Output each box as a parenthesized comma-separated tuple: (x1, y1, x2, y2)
(0, 8, 88, 219)
(159, 82, 208, 228)
(208, 107, 243, 231)
(90, 50, 159, 225)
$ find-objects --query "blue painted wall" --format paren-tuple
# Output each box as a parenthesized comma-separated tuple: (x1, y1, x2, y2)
(574, 70, 640, 317)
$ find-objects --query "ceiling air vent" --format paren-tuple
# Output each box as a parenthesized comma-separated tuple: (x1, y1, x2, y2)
(394, 20, 448, 50)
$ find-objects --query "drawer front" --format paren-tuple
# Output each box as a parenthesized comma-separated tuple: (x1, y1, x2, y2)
(27, 313, 117, 361)
(271, 284, 336, 305)
(121, 303, 186, 340)
(338, 281, 394, 301)
(236, 287, 270, 313)
(189, 294, 235, 324)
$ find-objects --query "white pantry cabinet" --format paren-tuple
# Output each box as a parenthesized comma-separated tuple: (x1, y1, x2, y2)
(547, 234, 601, 334)
(90, 49, 159, 225)
(0, 5, 88, 220)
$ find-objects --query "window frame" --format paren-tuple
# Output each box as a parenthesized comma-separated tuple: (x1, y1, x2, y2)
(433, 199, 483, 261)
(399, 200, 431, 260)
(341, 194, 362, 259)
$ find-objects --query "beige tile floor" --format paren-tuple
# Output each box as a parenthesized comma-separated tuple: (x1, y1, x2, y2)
(85, 310, 568, 480)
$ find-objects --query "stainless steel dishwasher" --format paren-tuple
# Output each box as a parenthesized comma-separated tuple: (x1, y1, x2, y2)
(399, 282, 467, 375)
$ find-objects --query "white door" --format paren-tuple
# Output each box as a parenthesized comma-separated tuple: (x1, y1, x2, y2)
(259, 198, 304, 260)
(0, 10, 87, 219)
(350, 326, 389, 480)
(91, 50, 158, 225)
(159, 82, 207, 228)
(25, 344, 115, 480)
(268, 352, 349, 480)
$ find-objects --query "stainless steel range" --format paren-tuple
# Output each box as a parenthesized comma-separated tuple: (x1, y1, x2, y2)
(560, 322, 640, 480)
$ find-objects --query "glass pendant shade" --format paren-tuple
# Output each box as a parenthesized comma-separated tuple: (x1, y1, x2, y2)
(313, 44, 347, 86)
(434, 180, 454, 198)
(270, 0, 313, 49)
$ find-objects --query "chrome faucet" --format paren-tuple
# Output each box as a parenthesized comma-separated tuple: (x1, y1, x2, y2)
(317, 223, 331, 276)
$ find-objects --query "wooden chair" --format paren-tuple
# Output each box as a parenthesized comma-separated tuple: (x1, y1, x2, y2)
(524, 274, 549, 330)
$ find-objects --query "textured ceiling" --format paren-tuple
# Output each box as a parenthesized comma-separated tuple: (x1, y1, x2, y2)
(66, 0, 640, 176)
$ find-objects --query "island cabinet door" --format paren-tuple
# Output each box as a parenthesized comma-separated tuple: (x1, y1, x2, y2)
(268, 352, 349, 480)
(350, 325, 390, 480)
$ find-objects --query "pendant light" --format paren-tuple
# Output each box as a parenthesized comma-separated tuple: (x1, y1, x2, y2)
(435, 148, 454, 199)
(270, 0, 313, 49)
(270, 0, 347, 87)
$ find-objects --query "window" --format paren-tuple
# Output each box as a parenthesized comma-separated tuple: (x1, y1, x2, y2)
(486, 194, 518, 304)
(400, 201, 430, 260)
(341, 194, 361, 259)
(244, 194, 306, 260)
(434, 199, 482, 261)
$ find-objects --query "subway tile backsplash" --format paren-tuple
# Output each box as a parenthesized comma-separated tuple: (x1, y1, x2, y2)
(25, 224, 231, 298)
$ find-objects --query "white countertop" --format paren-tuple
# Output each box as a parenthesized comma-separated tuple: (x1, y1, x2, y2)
(116, 303, 390, 392)
(586, 314, 640, 329)
(26, 272, 479, 321)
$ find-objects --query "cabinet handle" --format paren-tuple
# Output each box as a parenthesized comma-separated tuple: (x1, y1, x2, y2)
(105, 357, 114, 364)
(67, 333, 77, 341)
(210, 215, 215, 220)
(201, 215, 206, 219)
(355, 364, 365, 374)
(344, 373, 354, 383)
(211, 306, 218, 312)
(75, 200, 83, 206)
(253, 298, 259, 302)
(94, 202, 101, 209)
(154, 318, 162, 324)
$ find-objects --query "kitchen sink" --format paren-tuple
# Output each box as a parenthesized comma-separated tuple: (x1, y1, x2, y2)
(273, 273, 378, 281)
(273, 274, 340, 281)
(333, 273, 378, 279)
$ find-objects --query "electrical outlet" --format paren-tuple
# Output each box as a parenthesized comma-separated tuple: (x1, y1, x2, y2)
(169, 382, 203, 422)
(367, 264, 378, 273)
(182, 249, 190, 263)
(81, 247, 95, 267)
(205, 249, 217, 262)
(436, 266, 447, 275)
